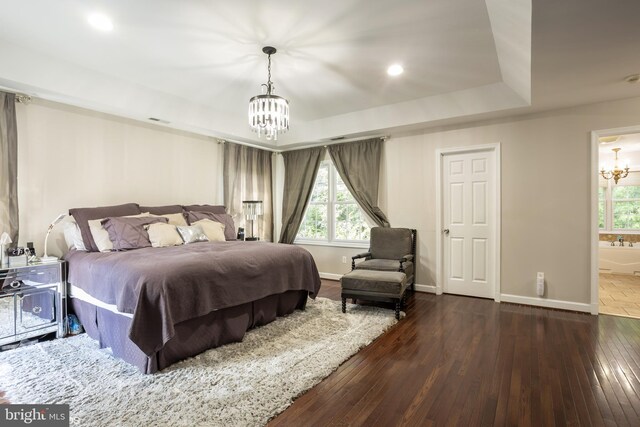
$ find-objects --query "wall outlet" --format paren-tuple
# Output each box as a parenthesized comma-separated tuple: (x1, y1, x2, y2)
(536, 272, 545, 297)
(342, 256, 347, 264)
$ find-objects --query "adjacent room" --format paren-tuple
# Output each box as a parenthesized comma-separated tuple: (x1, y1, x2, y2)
(1, 0, 640, 426)
(598, 132, 640, 319)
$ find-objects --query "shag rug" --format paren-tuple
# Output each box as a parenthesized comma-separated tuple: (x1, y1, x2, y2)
(0, 297, 397, 427)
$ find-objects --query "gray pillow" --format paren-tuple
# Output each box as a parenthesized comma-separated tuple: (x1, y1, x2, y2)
(139, 205, 183, 215)
(185, 211, 236, 241)
(101, 216, 168, 251)
(176, 224, 209, 244)
(69, 203, 141, 252)
(182, 204, 227, 214)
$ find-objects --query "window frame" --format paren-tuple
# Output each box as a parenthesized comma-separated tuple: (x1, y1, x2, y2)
(599, 178, 640, 233)
(295, 160, 371, 247)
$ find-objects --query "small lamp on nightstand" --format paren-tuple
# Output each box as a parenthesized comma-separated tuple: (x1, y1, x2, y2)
(41, 213, 66, 263)
(242, 201, 263, 241)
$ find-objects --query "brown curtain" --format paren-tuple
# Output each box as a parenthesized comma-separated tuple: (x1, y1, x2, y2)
(0, 92, 18, 243)
(279, 146, 326, 244)
(328, 137, 390, 227)
(223, 142, 273, 241)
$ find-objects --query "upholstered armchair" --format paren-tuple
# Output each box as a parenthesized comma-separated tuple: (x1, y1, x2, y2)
(351, 227, 416, 290)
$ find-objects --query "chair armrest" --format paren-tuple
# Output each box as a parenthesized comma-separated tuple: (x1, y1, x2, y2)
(397, 254, 414, 273)
(352, 252, 372, 260)
(351, 252, 371, 271)
(400, 254, 414, 263)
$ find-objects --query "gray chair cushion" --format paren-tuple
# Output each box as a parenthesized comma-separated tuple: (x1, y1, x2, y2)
(370, 227, 412, 260)
(354, 259, 414, 278)
(341, 270, 407, 295)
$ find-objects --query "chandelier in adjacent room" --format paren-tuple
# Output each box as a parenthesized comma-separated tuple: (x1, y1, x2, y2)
(248, 46, 289, 140)
(601, 147, 630, 184)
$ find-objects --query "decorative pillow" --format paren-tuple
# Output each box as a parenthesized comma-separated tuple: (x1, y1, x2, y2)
(69, 203, 141, 252)
(176, 224, 209, 244)
(101, 216, 168, 251)
(185, 211, 236, 241)
(62, 218, 87, 251)
(88, 213, 150, 252)
(149, 213, 188, 227)
(146, 223, 184, 248)
(139, 205, 183, 215)
(182, 204, 227, 214)
(193, 219, 226, 242)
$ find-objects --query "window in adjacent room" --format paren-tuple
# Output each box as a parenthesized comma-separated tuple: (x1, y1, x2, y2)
(296, 160, 371, 244)
(599, 186, 606, 229)
(612, 185, 640, 230)
(600, 178, 640, 231)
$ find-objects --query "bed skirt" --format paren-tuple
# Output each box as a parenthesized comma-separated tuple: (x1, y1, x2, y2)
(70, 290, 309, 374)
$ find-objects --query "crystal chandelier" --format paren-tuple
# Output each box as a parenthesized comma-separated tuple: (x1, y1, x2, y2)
(601, 147, 630, 184)
(248, 46, 289, 140)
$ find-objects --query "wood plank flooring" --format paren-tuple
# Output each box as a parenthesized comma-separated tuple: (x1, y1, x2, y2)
(600, 273, 640, 319)
(270, 280, 640, 426)
(3, 280, 640, 426)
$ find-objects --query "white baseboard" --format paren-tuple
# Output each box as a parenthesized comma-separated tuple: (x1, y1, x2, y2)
(500, 293, 592, 313)
(319, 272, 343, 281)
(414, 284, 436, 293)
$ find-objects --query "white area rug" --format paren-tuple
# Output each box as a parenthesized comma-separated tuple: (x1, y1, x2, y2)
(0, 297, 397, 427)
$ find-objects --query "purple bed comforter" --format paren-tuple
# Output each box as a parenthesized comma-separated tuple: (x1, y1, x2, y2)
(65, 242, 321, 356)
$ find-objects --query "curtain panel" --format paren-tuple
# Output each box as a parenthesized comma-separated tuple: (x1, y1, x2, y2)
(0, 92, 18, 243)
(223, 142, 273, 241)
(328, 137, 390, 227)
(279, 146, 326, 244)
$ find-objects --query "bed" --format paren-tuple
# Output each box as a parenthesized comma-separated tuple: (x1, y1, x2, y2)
(63, 203, 321, 373)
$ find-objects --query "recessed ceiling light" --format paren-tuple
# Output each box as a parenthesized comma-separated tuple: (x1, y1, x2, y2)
(88, 13, 114, 32)
(387, 64, 404, 77)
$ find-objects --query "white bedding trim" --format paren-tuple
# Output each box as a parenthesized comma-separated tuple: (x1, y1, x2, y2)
(69, 284, 134, 318)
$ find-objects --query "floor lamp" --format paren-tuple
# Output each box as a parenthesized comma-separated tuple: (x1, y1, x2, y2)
(243, 201, 263, 241)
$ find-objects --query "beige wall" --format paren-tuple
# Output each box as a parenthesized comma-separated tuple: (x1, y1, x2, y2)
(16, 99, 223, 256)
(297, 96, 640, 306)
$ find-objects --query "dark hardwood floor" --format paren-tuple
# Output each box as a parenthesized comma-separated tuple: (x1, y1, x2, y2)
(3, 279, 640, 426)
(270, 279, 640, 426)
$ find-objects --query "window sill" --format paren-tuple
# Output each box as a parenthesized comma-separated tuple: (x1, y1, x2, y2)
(294, 240, 369, 249)
(599, 230, 640, 235)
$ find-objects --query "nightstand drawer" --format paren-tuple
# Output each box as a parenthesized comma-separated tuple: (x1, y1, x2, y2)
(1, 265, 59, 291)
(16, 287, 57, 334)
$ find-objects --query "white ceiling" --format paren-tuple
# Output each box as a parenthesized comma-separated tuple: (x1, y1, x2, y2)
(0, 0, 639, 149)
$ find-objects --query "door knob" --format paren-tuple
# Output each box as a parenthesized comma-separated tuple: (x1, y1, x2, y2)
(443, 229, 450, 235)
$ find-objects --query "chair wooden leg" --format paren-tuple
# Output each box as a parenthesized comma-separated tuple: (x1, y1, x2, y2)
(352, 298, 357, 304)
(342, 297, 346, 313)
(395, 301, 401, 320)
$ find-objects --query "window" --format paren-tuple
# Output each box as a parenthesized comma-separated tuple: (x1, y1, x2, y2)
(296, 160, 371, 244)
(612, 185, 640, 230)
(600, 180, 640, 231)
(598, 186, 606, 229)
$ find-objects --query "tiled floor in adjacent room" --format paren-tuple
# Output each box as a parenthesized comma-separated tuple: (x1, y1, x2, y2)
(599, 272, 640, 318)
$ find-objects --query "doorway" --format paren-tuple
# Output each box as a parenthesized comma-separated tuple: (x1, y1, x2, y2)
(592, 129, 640, 318)
(436, 144, 501, 299)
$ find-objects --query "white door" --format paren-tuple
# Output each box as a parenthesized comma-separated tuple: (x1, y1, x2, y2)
(442, 149, 496, 299)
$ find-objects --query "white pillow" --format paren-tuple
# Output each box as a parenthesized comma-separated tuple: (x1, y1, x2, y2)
(88, 212, 150, 252)
(176, 224, 209, 244)
(150, 213, 188, 227)
(146, 223, 183, 248)
(63, 218, 87, 251)
(194, 219, 226, 242)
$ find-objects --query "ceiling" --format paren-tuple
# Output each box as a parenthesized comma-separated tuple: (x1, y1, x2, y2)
(0, 0, 639, 149)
